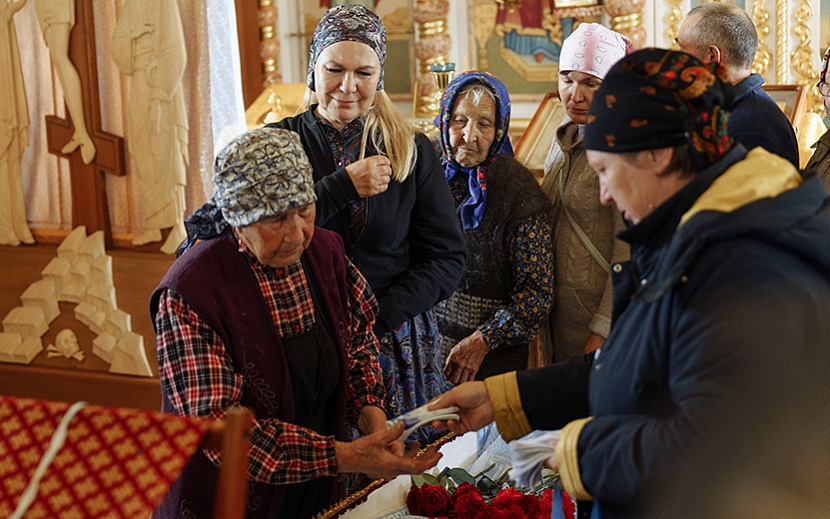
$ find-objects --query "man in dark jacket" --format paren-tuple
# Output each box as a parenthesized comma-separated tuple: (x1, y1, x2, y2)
(431, 49, 830, 519)
(676, 2, 800, 168)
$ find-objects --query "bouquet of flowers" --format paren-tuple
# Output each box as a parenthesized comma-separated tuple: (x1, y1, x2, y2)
(405, 465, 576, 519)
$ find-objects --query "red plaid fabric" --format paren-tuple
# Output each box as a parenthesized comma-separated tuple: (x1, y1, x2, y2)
(236, 230, 316, 338)
(0, 396, 210, 518)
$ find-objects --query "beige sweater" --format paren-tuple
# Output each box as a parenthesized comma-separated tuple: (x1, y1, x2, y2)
(537, 119, 629, 363)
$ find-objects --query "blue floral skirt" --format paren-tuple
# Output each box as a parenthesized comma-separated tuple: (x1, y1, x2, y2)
(377, 309, 447, 444)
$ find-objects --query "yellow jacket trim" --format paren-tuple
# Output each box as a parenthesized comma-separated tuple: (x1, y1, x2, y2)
(555, 417, 595, 501)
(484, 372, 532, 442)
(680, 147, 802, 227)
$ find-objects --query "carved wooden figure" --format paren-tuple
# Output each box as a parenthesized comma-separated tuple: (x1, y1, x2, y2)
(0, 0, 35, 246)
(33, 0, 96, 164)
(112, 0, 189, 255)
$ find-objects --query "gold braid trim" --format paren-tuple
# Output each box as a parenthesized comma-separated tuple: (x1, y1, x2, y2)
(555, 417, 595, 501)
(485, 372, 532, 442)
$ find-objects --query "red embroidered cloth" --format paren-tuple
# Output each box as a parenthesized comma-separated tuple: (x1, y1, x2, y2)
(0, 396, 211, 518)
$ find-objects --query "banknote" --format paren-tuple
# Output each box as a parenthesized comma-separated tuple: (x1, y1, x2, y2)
(509, 430, 561, 488)
(386, 402, 459, 441)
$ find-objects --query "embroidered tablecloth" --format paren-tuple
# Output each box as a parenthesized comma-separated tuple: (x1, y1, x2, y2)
(0, 396, 211, 518)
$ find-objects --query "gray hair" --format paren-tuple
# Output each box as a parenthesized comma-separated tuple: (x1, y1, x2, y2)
(685, 3, 757, 71)
(458, 83, 497, 106)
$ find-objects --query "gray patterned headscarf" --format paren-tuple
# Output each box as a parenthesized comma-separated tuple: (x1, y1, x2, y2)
(307, 4, 386, 91)
(213, 128, 317, 228)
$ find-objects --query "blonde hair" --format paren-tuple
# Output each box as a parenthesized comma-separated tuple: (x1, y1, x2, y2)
(302, 89, 417, 182)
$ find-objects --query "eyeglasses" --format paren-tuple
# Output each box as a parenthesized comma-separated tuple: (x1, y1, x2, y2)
(818, 81, 830, 97)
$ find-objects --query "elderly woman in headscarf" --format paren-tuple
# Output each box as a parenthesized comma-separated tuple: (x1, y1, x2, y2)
(430, 49, 830, 518)
(266, 4, 465, 442)
(152, 128, 441, 519)
(537, 23, 634, 364)
(433, 71, 553, 385)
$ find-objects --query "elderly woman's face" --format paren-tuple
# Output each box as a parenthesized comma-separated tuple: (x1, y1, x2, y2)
(559, 71, 602, 124)
(587, 148, 680, 225)
(237, 204, 316, 267)
(314, 41, 381, 130)
(448, 92, 497, 168)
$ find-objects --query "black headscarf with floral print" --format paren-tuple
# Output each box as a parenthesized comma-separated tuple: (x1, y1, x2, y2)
(583, 48, 736, 171)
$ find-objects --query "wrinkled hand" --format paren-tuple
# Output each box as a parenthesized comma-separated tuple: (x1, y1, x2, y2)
(358, 405, 405, 456)
(444, 330, 490, 385)
(346, 155, 392, 198)
(428, 382, 494, 435)
(335, 422, 442, 480)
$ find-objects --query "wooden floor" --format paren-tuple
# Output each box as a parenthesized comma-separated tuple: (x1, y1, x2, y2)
(0, 242, 174, 409)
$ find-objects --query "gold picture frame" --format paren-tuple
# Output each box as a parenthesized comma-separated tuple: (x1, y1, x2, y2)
(514, 92, 566, 179)
(762, 84, 807, 132)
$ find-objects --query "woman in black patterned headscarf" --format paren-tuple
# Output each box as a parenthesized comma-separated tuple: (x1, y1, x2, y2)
(431, 48, 830, 519)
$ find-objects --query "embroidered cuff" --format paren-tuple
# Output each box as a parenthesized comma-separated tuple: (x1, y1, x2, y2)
(555, 417, 594, 501)
(484, 372, 532, 442)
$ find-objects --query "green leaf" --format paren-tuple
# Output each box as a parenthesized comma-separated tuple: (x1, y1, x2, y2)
(411, 473, 441, 488)
(446, 467, 476, 486)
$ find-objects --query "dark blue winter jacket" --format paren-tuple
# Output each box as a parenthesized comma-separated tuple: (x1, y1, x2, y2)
(504, 145, 830, 518)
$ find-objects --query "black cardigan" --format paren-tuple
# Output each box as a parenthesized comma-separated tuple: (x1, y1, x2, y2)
(269, 110, 466, 334)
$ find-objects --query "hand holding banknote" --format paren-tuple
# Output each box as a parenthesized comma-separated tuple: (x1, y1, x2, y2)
(386, 401, 460, 442)
(426, 382, 495, 434)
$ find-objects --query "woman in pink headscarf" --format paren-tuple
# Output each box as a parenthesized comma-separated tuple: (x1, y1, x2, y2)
(537, 23, 633, 364)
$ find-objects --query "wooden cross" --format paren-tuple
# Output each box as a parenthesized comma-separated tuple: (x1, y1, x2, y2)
(44, 0, 125, 249)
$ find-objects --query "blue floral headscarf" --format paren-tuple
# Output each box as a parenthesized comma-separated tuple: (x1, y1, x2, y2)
(437, 71, 513, 231)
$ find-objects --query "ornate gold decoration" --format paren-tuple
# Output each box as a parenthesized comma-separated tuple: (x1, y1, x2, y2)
(604, 0, 646, 48)
(474, 2, 499, 69)
(664, 0, 683, 48)
(775, 0, 788, 84)
(413, 0, 451, 119)
(259, 0, 281, 86)
(751, 0, 772, 76)
(495, 0, 523, 9)
(791, 0, 823, 114)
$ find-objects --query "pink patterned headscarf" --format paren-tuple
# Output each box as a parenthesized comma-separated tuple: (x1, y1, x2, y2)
(559, 23, 634, 80)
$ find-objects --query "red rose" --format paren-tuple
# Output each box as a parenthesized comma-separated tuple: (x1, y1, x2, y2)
(540, 489, 553, 516)
(452, 484, 487, 519)
(451, 482, 483, 505)
(514, 493, 542, 518)
(407, 485, 425, 515)
(562, 490, 577, 519)
(421, 483, 452, 516)
(491, 487, 524, 509)
(490, 503, 529, 519)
